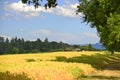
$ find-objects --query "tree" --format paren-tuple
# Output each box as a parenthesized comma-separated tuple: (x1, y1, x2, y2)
(87, 44, 94, 51)
(33, 38, 42, 52)
(41, 38, 50, 52)
(5, 38, 9, 43)
(12, 47, 19, 54)
(100, 14, 120, 54)
(77, 0, 120, 54)
(0, 36, 4, 42)
(21, 0, 57, 9)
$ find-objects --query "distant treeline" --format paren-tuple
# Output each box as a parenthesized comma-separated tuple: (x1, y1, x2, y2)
(0, 36, 95, 54)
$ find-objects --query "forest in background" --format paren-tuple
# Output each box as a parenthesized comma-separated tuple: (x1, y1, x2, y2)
(0, 36, 96, 54)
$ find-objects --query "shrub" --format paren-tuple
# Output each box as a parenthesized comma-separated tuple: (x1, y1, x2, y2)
(12, 47, 19, 54)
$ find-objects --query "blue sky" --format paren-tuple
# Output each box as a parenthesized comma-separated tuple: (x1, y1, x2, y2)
(0, 0, 99, 44)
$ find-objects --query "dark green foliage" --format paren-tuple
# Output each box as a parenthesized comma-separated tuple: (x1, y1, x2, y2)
(45, 0, 57, 9)
(12, 47, 19, 54)
(100, 14, 120, 53)
(0, 71, 31, 80)
(0, 36, 73, 54)
(21, 0, 57, 9)
(31, 49, 39, 53)
(0, 36, 97, 54)
(0, 36, 4, 42)
(87, 44, 95, 51)
(0, 42, 5, 54)
(77, 0, 120, 53)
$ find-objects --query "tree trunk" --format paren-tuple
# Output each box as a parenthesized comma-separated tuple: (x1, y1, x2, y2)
(111, 50, 114, 55)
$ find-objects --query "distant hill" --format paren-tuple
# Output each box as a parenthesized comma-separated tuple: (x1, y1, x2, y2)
(80, 43, 106, 50)
(92, 43, 106, 50)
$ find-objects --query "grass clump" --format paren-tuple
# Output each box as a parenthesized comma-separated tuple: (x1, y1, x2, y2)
(0, 71, 31, 80)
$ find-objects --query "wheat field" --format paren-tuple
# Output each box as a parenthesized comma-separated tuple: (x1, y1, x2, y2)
(0, 51, 120, 80)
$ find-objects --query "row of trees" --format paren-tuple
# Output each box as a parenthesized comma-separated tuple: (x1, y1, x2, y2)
(0, 36, 95, 54)
(0, 36, 70, 54)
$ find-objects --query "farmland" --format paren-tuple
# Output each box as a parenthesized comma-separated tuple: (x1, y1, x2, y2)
(0, 51, 120, 80)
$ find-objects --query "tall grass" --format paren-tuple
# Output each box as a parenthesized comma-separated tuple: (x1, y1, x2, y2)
(0, 51, 120, 80)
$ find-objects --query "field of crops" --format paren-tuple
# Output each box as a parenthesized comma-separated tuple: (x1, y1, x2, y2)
(0, 51, 120, 80)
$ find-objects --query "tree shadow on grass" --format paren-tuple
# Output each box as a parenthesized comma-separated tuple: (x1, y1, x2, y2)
(25, 58, 36, 62)
(0, 71, 31, 80)
(78, 75, 120, 80)
(51, 53, 120, 70)
(25, 58, 43, 62)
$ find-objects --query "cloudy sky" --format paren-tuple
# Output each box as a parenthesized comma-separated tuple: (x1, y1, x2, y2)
(0, 0, 100, 44)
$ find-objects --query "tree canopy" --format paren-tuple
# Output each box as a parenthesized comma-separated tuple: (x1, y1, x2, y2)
(21, 0, 57, 9)
(21, 0, 120, 53)
(77, 0, 120, 54)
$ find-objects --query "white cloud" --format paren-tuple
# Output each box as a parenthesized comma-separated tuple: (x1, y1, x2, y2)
(5, 1, 82, 18)
(4, 13, 11, 17)
(64, 0, 72, 4)
(79, 32, 100, 43)
(34, 29, 52, 36)
(83, 32, 99, 39)
(19, 28, 24, 32)
(5, 1, 42, 18)
(51, 4, 81, 17)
